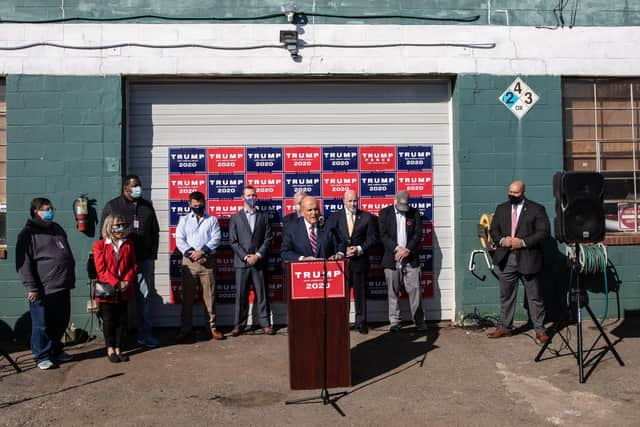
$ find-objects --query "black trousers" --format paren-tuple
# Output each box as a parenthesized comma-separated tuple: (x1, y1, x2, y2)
(100, 301, 127, 348)
(349, 264, 367, 327)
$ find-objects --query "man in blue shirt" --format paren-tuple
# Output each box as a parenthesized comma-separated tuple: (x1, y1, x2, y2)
(175, 191, 223, 341)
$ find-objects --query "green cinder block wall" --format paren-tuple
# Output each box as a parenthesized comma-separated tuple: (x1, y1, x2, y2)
(0, 75, 123, 341)
(0, 0, 639, 26)
(452, 74, 640, 324)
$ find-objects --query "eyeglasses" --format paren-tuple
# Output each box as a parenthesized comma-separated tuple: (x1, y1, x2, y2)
(38, 207, 55, 212)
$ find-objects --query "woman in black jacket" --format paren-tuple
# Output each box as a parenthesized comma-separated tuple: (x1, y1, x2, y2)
(16, 197, 76, 370)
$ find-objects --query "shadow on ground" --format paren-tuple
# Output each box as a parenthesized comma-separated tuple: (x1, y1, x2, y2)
(350, 325, 439, 386)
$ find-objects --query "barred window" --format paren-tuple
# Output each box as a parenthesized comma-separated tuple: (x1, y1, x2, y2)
(563, 78, 640, 235)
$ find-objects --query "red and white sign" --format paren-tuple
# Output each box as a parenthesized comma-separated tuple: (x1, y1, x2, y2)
(169, 226, 177, 253)
(421, 272, 434, 299)
(169, 280, 203, 304)
(246, 173, 284, 198)
(618, 203, 640, 231)
(207, 199, 244, 218)
(207, 147, 245, 173)
(284, 146, 322, 172)
(399, 272, 434, 299)
(397, 171, 433, 197)
(421, 222, 433, 248)
(169, 174, 207, 200)
(360, 197, 394, 215)
(290, 260, 346, 300)
(322, 172, 359, 198)
(360, 146, 395, 171)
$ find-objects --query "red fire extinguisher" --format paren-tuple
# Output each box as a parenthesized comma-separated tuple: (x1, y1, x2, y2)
(73, 195, 89, 232)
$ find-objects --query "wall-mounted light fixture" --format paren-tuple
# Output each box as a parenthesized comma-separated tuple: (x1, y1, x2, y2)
(281, 3, 298, 23)
(280, 30, 299, 58)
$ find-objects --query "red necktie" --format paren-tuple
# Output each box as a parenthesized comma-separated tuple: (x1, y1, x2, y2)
(309, 225, 317, 256)
(511, 205, 518, 237)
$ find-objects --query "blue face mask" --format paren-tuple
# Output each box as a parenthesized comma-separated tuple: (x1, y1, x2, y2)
(245, 197, 257, 208)
(42, 210, 55, 221)
(130, 186, 143, 199)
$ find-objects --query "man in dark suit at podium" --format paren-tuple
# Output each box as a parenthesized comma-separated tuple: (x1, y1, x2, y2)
(326, 190, 378, 334)
(487, 180, 550, 344)
(281, 196, 344, 261)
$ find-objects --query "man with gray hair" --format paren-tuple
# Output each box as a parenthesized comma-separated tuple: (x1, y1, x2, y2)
(282, 191, 307, 228)
(378, 190, 426, 332)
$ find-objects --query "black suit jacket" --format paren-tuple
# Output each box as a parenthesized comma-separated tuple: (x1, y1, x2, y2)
(326, 208, 378, 271)
(378, 205, 422, 269)
(489, 198, 550, 275)
(229, 209, 272, 269)
(280, 217, 344, 261)
(282, 212, 301, 229)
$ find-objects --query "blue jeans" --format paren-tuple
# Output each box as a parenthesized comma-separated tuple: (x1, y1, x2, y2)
(136, 259, 156, 339)
(29, 289, 71, 363)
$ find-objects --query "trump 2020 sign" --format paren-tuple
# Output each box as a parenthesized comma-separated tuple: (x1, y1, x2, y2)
(168, 145, 434, 304)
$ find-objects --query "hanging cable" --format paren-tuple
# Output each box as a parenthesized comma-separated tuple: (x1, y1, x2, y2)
(577, 243, 609, 322)
(0, 11, 480, 24)
(0, 41, 496, 52)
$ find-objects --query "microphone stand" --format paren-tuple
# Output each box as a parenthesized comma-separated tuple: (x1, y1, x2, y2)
(286, 222, 347, 415)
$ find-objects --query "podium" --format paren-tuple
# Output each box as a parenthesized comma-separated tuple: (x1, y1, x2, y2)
(286, 260, 351, 390)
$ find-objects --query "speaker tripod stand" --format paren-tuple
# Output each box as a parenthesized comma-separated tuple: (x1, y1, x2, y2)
(535, 264, 624, 383)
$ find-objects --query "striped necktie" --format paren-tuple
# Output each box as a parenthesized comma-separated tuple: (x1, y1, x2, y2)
(309, 225, 317, 256)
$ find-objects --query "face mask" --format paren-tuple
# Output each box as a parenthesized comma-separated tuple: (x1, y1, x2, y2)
(191, 206, 205, 216)
(245, 197, 257, 208)
(42, 210, 55, 221)
(112, 226, 125, 234)
(509, 195, 523, 205)
(130, 186, 143, 199)
(294, 203, 301, 213)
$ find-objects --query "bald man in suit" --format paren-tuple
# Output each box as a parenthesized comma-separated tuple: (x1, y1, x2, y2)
(487, 180, 550, 344)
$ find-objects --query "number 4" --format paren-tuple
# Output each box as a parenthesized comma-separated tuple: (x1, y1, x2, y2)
(514, 82, 522, 94)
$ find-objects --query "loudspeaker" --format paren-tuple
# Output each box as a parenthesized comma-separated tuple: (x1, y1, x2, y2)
(553, 171, 605, 243)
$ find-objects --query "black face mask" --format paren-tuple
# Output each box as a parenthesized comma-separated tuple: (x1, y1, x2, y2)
(509, 195, 523, 205)
(191, 206, 205, 216)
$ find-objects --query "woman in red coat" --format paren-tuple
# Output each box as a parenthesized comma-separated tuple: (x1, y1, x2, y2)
(93, 214, 137, 363)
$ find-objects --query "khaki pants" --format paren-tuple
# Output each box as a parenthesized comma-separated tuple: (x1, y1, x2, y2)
(181, 256, 216, 332)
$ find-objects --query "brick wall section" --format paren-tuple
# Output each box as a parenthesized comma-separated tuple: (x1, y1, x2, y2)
(0, 75, 122, 341)
(452, 74, 640, 324)
(452, 74, 564, 323)
(0, 1, 639, 26)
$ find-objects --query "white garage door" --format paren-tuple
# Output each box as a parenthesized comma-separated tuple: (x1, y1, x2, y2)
(127, 80, 454, 327)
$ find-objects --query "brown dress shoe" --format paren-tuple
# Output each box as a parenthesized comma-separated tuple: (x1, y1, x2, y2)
(535, 331, 550, 344)
(211, 328, 225, 340)
(230, 328, 241, 337)
(487, 328, 513, 339)
(262, 326, 275, 335)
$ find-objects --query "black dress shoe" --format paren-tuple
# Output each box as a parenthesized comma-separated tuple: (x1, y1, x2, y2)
(390, 324, 401, 333)
(108, 353, 120, 363)
(358, 325, 369, 335)
(117, 353, 130, 362)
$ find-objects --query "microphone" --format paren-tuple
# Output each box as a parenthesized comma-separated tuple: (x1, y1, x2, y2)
(318, 215, 325, 228)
